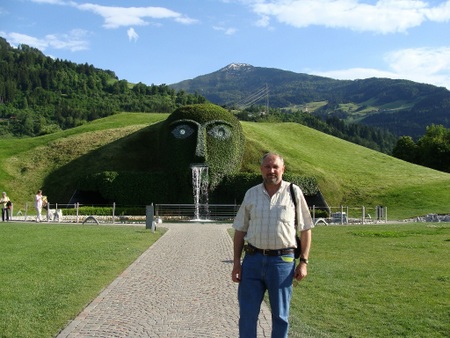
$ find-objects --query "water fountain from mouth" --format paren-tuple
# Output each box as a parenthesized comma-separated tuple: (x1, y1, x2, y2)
(191, 164, 210, 221)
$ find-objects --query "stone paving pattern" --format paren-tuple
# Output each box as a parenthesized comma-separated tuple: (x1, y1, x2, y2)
(57, 222, 272, 337)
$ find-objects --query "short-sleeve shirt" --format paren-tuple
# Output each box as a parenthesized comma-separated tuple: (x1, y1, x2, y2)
(233, 180, 314, 250)
(35, 194, 42, 208)
(0, 196, 10, 208)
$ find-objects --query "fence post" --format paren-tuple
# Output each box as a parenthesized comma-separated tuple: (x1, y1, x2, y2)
(146, 204, 154, 232)
(376, 205, 383, 222)
(362, 206, 365, 224)
(76, 203, 79, 223)
(312, 205, 316, 225)
(55, 203, 60, 222)
(112, 202, 116, 224)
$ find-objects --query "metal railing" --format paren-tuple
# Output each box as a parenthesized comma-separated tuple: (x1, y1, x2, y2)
(8, 202, 392, 225)
(8, 202, 241, 223)
(154, 204, 240, 221)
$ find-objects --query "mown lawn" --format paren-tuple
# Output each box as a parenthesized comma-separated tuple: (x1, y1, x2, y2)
(289, 222, 450, 338)
(1, 222, 449, 337)
(0, 222, 163, 338)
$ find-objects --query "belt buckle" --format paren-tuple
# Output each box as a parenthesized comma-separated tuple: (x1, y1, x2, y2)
(262, 249, 271, 255)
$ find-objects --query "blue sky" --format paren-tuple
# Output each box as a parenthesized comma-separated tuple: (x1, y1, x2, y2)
(1, 0, 450, 89)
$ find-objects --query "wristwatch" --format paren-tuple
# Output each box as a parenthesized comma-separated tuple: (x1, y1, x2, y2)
(299, 257, 309, 264)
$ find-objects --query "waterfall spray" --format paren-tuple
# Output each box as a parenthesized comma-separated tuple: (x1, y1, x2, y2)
(191, 164, 210, 220)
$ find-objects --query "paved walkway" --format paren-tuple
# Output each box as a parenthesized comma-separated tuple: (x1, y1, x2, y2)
(57, 222, 272, 337)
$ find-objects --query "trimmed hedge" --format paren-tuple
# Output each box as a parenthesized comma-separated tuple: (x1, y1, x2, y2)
(211, 172, 319, 204)
(78, 171, 319, 206)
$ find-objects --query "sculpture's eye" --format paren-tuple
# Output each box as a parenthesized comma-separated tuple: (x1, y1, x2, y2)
(171, 124, 194, 139)
(208, 125, 231, 140)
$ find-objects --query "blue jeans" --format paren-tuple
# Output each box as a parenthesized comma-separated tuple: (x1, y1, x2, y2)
(238, 252, 295, 338)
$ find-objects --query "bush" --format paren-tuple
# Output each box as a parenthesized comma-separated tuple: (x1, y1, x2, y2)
(62, 206, 146, 216)
(211, 172, 320, 204)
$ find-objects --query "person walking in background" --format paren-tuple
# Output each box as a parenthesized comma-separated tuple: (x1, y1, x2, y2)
(232, 152, 314, 338)
(35, 190, 43, 222)
(1, 191, 11, 221)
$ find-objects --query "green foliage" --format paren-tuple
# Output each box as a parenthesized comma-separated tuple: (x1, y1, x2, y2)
(417, 124, 450, 172)
(393, 135, 419, 162)
(283, 173, 319, 195)
(211, 173, 261, 203)
(393, 124, 450, 172)
(211, 172, 319, 203)
(80, 171, 172, 204)
(0, 38, 206, 137)
(62, 206, 145, 216)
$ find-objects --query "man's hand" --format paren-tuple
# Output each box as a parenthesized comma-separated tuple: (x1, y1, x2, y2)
(294, 262, 307, 281)
(232, 263, 242, 283)
(232, 230, 246, 283)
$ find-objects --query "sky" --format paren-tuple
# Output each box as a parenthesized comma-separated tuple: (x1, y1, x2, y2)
(1, 0, 450, 90)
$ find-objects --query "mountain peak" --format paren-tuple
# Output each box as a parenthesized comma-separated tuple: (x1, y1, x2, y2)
(220, 63, 253, 72)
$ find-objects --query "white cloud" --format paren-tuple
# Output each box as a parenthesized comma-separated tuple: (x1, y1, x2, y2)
(2, 32, 49, 50)
(310, 46, 450, 89)
(127, 27, 139, 42)
(424, 0, 450, 21)
(75, 3, 197, 29)
(248, 0, 450, 34)
(2, 29, 89, 52)
(213, 26, 238, 35)
(384, 47, 450, 88)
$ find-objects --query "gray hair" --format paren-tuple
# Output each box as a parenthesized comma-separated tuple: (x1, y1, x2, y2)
(261, 152, 284, 165)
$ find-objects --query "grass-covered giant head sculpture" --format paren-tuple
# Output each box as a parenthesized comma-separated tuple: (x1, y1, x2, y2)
(161, 103, 245, 192)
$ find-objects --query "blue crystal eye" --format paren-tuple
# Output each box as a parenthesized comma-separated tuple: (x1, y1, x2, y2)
(171, 124, 194, 139)
(208, 125, 231, 140)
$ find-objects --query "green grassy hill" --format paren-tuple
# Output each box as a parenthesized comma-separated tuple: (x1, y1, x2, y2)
(1, 113, 448, 220)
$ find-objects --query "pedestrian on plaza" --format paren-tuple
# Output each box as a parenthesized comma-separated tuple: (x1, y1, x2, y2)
(231, 152, 314, 338)
(1, 191, 11, 221)
(35, 190, 44, 222)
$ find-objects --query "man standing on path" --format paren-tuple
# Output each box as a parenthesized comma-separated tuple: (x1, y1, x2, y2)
(232, 152, 314, 338)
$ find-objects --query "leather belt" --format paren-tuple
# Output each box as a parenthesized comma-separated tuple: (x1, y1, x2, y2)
(245, 244, 294, 256)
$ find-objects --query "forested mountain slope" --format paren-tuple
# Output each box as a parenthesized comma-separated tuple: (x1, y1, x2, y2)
(171, 63, 450, 139)
(0, 38, 205, 137)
